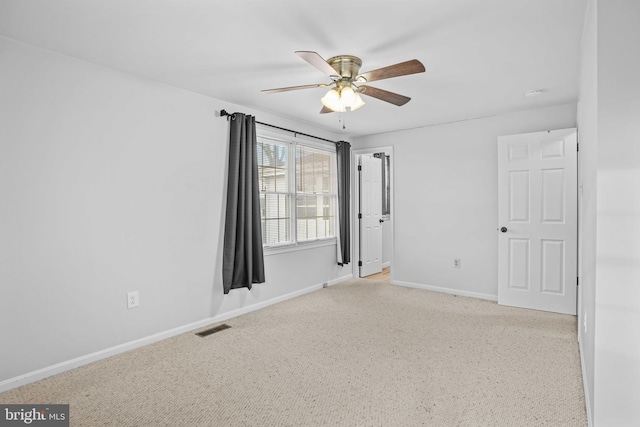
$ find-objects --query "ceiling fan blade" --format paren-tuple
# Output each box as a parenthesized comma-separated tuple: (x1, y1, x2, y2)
(359, 86, 411, 106)
(319, 106, 334, 114)
(356, 59, 425, 83)
(295, 51, 340, 77)
(262, 83, 328, 94)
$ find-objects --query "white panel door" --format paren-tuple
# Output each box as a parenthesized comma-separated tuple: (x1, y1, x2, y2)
(497, 128, 577, 314)
(359, 154, 383, 277)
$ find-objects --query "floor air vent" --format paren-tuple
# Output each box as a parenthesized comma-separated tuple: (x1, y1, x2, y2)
(196, 324, 231, 337)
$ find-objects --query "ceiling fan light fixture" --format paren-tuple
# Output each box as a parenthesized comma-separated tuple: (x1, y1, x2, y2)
(321, 85, 365, 112)
(263, 52, 426, 116)
(321, 88, 350, 112)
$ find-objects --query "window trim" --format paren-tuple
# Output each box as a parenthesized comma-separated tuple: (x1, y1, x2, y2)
(257, 126, 338, 252)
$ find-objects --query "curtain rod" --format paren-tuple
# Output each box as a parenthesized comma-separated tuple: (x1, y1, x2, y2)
(219, 109, 337, 145)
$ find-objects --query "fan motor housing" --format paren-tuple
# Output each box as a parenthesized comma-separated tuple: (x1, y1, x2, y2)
(327, 55, 363, 79)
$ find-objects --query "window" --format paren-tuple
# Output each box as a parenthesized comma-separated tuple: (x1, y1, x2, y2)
(257, 137, 290, 246)
(257, 132, 337, 248)
(296, 145, 335, 241)
(379, 153, 391, 219)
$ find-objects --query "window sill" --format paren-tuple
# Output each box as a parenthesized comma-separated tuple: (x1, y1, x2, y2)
(263, 238, 336, 256)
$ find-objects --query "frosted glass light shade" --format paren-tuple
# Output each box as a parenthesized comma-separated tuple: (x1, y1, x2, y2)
(340, 86, 356, 106)
(321, 88, 342, 111)
(350, 93, 365, 111)
(323, 89, 339, 105)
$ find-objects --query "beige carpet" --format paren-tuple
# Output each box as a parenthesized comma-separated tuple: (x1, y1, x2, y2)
(0, 279, 587, 426)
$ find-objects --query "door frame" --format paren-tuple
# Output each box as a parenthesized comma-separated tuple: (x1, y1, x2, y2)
(352, 146, 394, 281)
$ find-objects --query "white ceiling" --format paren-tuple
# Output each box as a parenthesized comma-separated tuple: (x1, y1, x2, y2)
(0, 0, 587, 137)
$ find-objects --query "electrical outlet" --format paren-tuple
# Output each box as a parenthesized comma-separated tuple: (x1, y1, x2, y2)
(127, 291, 140, 309)
(453, 258, 461, 268)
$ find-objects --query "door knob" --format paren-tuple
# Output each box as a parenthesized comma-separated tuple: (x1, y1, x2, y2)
(500, 227, 507, 233)
(379, 219, 385, 223)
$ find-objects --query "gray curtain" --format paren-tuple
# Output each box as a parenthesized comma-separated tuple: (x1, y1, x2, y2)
(222, 113, 265, 294)
(336, 141, 351, 265)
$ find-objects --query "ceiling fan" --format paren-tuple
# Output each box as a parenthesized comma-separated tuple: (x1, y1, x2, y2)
(262, 51, 425, 113)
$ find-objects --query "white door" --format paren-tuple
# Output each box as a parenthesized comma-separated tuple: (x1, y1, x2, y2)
(497, 128, 577, 315)
(359, 154, 383, 277)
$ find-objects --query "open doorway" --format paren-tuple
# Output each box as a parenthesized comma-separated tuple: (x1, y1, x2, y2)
(362, 266, 391, 282)
(353, 146, 394, 283)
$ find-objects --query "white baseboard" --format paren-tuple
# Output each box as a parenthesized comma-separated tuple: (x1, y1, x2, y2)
(0, 274, 353, 394)
(392, 280, 498, 302)
(382, 261, 391, 269)
(205, 273, 352, 324)
(579, 338, 593, 427)
(0, 317, 216, 394)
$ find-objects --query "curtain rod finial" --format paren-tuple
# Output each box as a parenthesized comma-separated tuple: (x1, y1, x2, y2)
(219, 109, 236, 120)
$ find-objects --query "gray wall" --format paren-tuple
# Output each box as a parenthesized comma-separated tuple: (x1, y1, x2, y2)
(577, 0, 597, 421)
(578, 0, 640, 424)
(0, 36, 349, 386)
(353, 104, 577, 299)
